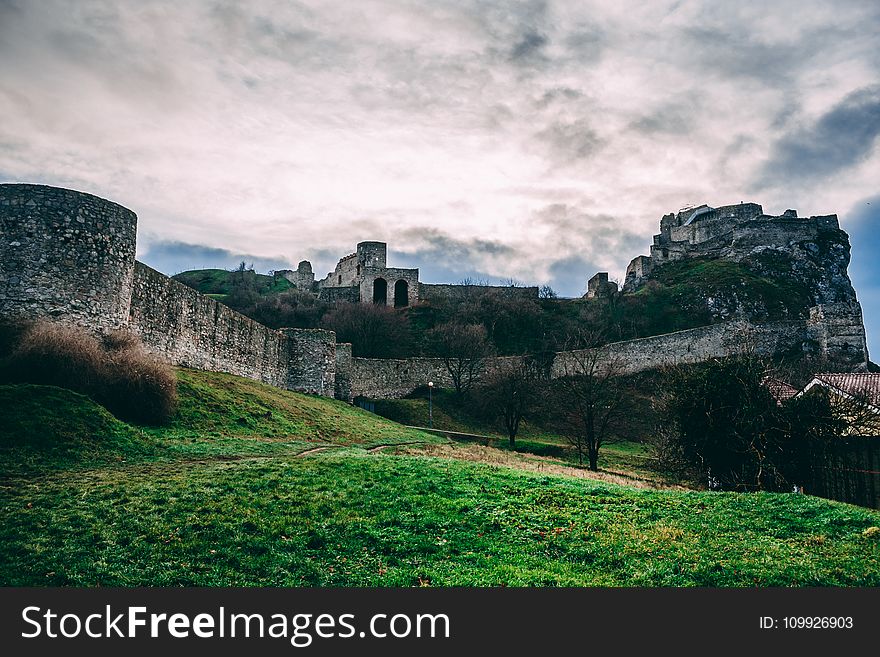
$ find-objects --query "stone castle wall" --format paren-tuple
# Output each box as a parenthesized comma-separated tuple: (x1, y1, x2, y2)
(807, 303, 869, 370)
(0, 184, 338, 397)
(129, 265, 339, 397)
(729, 217, 822, 251)
(0, 183, 137, 331)
(276, 261, 315, 291)
(323, 252, 359, 287)
(130, 262, 293, 388)
(282, 327, 336, 395)
(551, 320, 808, 379)
(667, 203, 764, 245)
(357, 241, 387, 269)
(334, 343, 353, 401)
(419, 283, 539, 303)
(360, 267, 420, 307)
(346, 320, 811, 399)
(350, 356, 454, 399)
(317, 285, 360, 303)
(2, 184, 869, 405)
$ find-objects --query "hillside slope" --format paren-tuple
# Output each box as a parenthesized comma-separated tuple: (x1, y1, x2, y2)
(172, 268, 292, 301)
(1, 368, 878, 586)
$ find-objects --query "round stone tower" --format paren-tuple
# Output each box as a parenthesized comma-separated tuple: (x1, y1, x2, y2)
(356, 241, 387, 269)
(0, 183, 138, 331)
(294, 260, 315, 291)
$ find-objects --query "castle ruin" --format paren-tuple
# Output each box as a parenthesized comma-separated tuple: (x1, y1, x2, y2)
(316, 241, 420, 307)
(276, 240, 539, 306)
(0, 184, 870, 404)
(622, 202, 834, 289)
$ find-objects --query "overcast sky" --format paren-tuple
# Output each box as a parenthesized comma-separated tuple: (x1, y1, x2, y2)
(1, 1, 878, 353)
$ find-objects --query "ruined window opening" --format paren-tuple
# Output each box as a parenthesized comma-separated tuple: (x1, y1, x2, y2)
(357, 265, 361, 276)
(373, 278, 387, 305)
(394, 280, 409, 308)
(338, 275, 342, 285)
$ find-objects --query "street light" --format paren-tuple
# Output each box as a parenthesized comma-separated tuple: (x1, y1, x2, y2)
(428, 381, 434, 429)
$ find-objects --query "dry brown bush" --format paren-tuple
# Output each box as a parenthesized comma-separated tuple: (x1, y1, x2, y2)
(2, 321, 106, 391)
(101, 329, 141, 353)
(102, 342, 177, 424)
(0, 321, 177, 425)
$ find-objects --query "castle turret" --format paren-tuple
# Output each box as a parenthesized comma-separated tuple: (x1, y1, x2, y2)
(357, 241, 386, 269)
(294, 260, 315, 291)
(585, 272, 617, 299)
(0, 183, 137, 331)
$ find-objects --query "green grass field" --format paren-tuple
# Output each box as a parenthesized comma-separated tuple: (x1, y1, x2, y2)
(1, 369, 879, 586)
(372, 389, 662, 480)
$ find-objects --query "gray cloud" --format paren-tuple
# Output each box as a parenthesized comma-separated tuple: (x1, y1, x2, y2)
(138, 241, 294, 277)
(535, 86, 583, 109)
(398, 228, 516, 260)
(530, 203, 642, 245)
(510, 30, 548, 62)
(533, 119, 604, 165)
(1, 0, 878, 304)
(756, 84, 880, 188)
(391, 230, 518, 285)
(678, 26, 814, 86)
(563, 27, 604, 64)
(547, 255, 596, 298)
(629, 103, 694, 135)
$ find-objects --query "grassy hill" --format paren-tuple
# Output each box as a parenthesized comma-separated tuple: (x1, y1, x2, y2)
(2, 369, 879, 586)
(172, 268, 293, 302)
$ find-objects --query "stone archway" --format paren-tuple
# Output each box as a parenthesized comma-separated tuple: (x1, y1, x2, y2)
(394, 280, 409, 308)
(372, 278, 387, 304)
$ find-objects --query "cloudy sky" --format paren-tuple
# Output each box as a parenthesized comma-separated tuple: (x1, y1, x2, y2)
(1, 1, 878, 351)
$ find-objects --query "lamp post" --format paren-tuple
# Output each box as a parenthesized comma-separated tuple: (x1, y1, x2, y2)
(428, 381, 434, 429)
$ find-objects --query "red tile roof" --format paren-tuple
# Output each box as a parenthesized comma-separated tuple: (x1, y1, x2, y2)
(763, 377, 799, 404)
(807, 373, 880, 408)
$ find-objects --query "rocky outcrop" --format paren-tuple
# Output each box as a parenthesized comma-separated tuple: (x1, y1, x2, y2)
(624, 203, 868, 370)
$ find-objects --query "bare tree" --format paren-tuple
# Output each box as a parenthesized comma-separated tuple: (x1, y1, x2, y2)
(477, 357, 542, 447)
(458, 277, 491, 287)
(426, 322, 494, 394)
(556, 331, 628, 470)
(500, 277, 525, 288)
(538, 284, 558, 299)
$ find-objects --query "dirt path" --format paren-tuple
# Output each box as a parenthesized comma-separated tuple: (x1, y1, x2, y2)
(388, 442, 687, 490)
(295, 446, 333, 457)
(366, 441, 430, 453)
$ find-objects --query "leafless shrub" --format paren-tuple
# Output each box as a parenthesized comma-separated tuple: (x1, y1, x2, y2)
(3, 321, 106, 391)
(103, 342, 177, 425)
(101, 329, 142, 353)
(0, 321, 177, 425)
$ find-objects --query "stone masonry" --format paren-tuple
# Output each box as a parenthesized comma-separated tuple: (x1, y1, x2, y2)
(0, 183, 338, 397)
(0, 184, 136, 330)
(0, 184, 870, 403)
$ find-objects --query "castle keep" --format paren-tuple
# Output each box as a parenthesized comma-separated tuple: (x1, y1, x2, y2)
(276, 240, 539, 305)
(0, 184, 870, 403)
(317, 241, 420, 307)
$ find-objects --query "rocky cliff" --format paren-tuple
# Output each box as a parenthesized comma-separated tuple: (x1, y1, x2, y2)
(623, 203, 868, 369)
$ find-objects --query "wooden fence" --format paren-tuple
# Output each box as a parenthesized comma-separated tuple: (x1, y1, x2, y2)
(806, 437, 880, 509)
